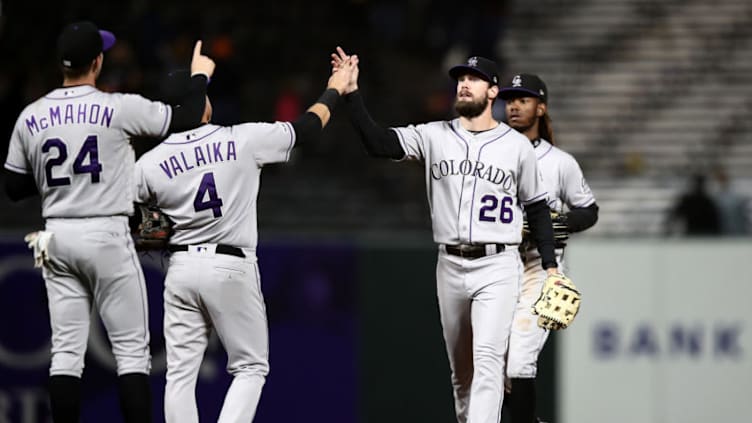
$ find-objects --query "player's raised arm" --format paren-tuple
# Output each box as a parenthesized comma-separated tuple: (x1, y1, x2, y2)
(307, 55, 355, 127)
(331, 47, 405, 160)
(166, 40, 216, 133)
(287, 53, 355, 147)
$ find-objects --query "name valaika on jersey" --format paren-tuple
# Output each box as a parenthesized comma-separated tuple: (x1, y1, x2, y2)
(159, 140, 238, 179)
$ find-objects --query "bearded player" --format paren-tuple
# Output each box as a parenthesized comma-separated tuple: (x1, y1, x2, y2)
(332, 48, 559, 423)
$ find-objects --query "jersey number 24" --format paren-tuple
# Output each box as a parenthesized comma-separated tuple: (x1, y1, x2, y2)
(42, 136, 102, 187)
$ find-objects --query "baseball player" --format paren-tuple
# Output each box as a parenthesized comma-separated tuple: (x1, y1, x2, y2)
(331, 48, 559, 423)
(133, 58, 356, 423)
(3, 21, 215, 423)
(499, 74, 599, 423)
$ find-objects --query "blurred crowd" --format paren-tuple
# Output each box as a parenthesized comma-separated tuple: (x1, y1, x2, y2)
(0, 0, 509, 155)
(668, 168, 749, 237)
(0, 1, 512, 232)
(3, 1, 748, 237)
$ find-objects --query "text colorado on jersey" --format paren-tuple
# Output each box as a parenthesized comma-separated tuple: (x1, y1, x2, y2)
(430, 159, 516, 190)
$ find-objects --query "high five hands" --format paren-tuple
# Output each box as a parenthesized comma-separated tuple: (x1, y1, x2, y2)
(327, 47, 358, 95)
(330, 46, 359, 95)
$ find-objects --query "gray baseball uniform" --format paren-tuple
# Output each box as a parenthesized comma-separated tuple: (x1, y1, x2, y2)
(507, 139, 596, 379)
(392, 119, 547, 423)
(4, 85, 172, 377)
(134, 121, 295, 423)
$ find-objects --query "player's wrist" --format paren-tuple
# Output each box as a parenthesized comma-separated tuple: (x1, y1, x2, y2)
(190, 72, 210, 84)
(344, 89, 361, 101)
(317, 88, 340, 110)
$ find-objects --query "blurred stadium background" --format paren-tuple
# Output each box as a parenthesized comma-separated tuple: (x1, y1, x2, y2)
(0, 0, 750, 422)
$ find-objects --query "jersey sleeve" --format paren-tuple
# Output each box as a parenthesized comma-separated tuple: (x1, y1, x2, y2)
(559, 154, 596, 208)
(133, 160, 154, 204)
(518, 140, 548, 205)
(234, 121, 296, 166)
(391, 124, 428, 161)
(117, 94, 172, 138)
(4, 117, 31, 174)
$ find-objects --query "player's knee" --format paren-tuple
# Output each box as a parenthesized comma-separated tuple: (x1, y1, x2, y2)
(227, 360, 269, 379)
(474, 344, 505, 364)
(472, 346, 506, 377)
(50, 351, 85, 378)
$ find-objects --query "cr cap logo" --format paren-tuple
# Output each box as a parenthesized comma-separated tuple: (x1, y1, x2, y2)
(467, 57, 479, 67)
(539, 89, 546, 97)
(512, 75, 522, 87)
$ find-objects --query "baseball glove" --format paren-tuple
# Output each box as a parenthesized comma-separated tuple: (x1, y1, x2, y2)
(532, 273, 581, 330)
(522, 211, 569, 248)
(132, 204, 172, 251)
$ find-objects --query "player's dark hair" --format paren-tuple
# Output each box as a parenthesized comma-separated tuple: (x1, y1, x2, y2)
(540, 112, 555, 145)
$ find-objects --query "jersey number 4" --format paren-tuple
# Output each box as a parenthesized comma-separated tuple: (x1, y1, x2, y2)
(194, 172, 224, 218)
(42, 136, 102, 187)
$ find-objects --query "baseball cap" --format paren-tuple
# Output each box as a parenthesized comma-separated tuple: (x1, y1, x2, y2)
(499, 74, 548, 103)
(449, 56, 499, 86)
(57, 21, 116, 68)
(158, 69, 192, 105)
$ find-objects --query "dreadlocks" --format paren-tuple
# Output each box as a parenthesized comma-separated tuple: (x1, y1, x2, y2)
(539, 111, 555, 146)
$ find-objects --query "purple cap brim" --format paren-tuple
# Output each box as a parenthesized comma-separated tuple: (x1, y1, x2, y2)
(99, 30, 116, 51)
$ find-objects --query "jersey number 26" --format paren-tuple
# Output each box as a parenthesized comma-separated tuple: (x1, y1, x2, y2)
(479, 194, 513, 223)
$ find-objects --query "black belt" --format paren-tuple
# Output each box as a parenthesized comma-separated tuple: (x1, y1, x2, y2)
(444, 243, 506, 259)
(168, 244, 245, 258)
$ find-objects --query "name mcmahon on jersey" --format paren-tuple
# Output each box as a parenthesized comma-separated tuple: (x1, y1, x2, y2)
(24, 103, 114, 135)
